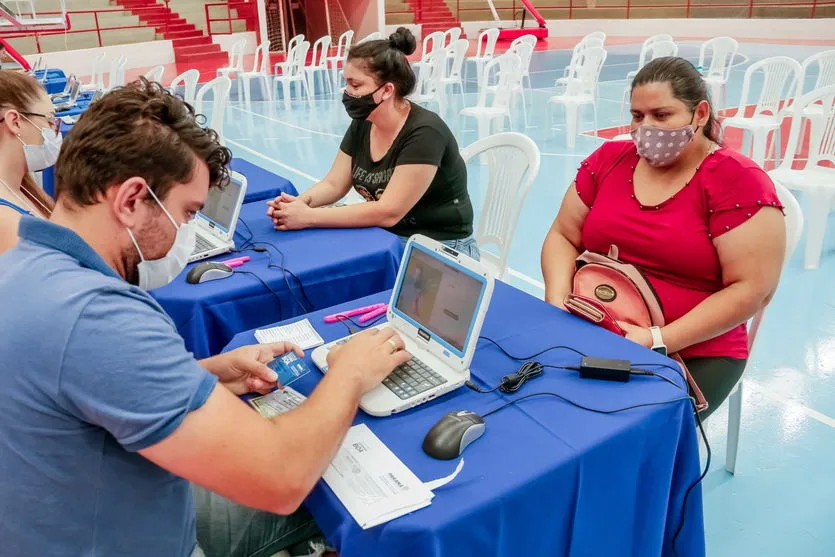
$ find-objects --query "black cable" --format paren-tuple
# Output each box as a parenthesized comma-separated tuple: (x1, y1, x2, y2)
(478, 335, 589, 360)
(333, 312, 387, 335)
(233, 270, 283, 319)
(481, 391, 693, 418)
(630, 361, 688, 383)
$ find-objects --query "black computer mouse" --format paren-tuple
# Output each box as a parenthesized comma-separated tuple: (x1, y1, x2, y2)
(422, 410, 486, 460)
(186, 262, 234, 284)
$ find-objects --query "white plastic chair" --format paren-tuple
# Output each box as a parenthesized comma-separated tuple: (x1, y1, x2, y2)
(721, 56, 801, 167)
(460, 132, 540, 279)
(443, 27, 462, 48)
(237, 40, 272, 110)
(547, 46, 607, 148)
(275, 34, 304, 76)
(304, 36, 332, 97)
(621, 39, 679, 119)
(106, 55, 127, 92)
(556, 35, 605, 90)
(782, 50, 835, 124)
(327, 29, 354, 90)
(490, 41, 534, 128)
(465, 28, 500, 85)
(725, 180, 803, 474)
(217, 38, 246, 79)
(414, 31, 445, 75)
(274, 41, 311, 110)
(509, 34, 536, 89)
(143, 65, 165, 84)
(194, 76, 232, 145)
(440, 38, 468, 100)
(460, 53, 521, 145)
(626, 34, 674, 82)
(169, 69, 200, 106)
(409, 47, 448, 113)
(767, 84, 835, 269)
(80, 52, 106, 93)
(698, 36, 739, 109)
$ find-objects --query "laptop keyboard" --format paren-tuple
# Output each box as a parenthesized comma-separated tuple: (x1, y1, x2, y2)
(192, 233, 213, 255)
(331, 339, 448, 400)
(383, 358, 448, 400)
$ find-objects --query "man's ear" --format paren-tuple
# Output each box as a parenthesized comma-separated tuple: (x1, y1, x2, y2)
(110, 178, 151, 228)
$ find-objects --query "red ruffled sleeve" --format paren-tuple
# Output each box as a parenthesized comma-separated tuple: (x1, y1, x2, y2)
(702, 149, 784, 238)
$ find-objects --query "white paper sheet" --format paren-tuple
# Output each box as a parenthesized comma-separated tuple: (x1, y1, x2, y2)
(254, 319, 324, 350)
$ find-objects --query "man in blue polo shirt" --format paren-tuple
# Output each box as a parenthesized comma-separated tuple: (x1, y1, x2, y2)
(0, 79, 410, 557)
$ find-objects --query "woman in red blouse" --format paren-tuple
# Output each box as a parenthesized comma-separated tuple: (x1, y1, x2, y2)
(541, 57, 786, 418)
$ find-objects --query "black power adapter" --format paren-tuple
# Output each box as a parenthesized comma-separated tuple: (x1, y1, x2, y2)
(578, 357, 632, 382)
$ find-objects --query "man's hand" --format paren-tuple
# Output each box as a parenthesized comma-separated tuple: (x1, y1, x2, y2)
(269, 193, 315, 231)
(203, 342, 304, 395)
(327, 328, 411, 395)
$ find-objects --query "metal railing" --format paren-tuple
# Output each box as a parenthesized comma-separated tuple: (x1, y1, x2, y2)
(387, 0, 835, 24)
(204, 1, 257, 36)
(0, 5, 174, 54)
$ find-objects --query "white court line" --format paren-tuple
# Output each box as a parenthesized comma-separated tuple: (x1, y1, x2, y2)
(226, 139, 321, 184)
(229, 105, 343, 138)
(746, 378, 835, 430)
(541, 152, 585, 157)
(507, 268, 545, 291)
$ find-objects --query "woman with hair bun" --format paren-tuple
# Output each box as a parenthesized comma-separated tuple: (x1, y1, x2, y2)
(268, 27, 479, 259)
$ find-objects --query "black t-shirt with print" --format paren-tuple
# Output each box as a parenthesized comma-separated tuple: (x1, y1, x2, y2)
(339, 103, 473, 241)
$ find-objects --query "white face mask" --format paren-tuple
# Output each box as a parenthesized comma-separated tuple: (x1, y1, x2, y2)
(18, 116, 62, 172)
(126, 185, 195, 291)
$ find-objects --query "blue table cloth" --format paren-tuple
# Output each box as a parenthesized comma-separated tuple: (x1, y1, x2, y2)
(225, 282, 706, 557)
(230, 158, 298, 202)
(152, 201, 403, 359)
(35, 68, 66, 94)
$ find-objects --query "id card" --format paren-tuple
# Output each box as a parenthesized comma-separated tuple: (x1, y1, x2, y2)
(268, 351, 312, 388)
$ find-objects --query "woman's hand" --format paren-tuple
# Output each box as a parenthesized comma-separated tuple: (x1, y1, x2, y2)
(617, 322, 653, 349)
(271, 194, 315, 231)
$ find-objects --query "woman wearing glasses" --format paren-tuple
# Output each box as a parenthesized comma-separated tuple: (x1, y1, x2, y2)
(0, 70, 58, 254)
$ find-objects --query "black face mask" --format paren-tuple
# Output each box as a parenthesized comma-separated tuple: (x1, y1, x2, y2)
(342, 84, 385, 120)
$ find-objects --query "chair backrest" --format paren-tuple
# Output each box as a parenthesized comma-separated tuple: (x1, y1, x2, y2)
(413, 47, 446, 98)
(798, 49, 835, 96)
(645, 40, 678, 62)
(335, 29, 354, 58)
(88, 52, 106, 89)
(107, 55, 127, 90)
(748, 180, 803, 351)
(509, 41, 534, 79)
(777, 84, 835, 170)
(566, 37, 604, 71)
(194, 76, 232, 143)
(443, 27, 462, 48)
(285, 34, 304, 55)
(698, 36, 739, 81)
(310, 36, 331, 68)
(250, 40, 271, 73)
(291, 41, 311, 75)
(637, 34, 674, 68)
(420, 31, 445, 62)
(228, 38, 247, 70)
(460, 132, 541, 278)
(474, 27, 500, 59)
(474, 53, 521, 110)
(509, 33, 537, 51)
(143, 64, 165, 83)
(736, 56, 801, 119)
(446, 39, 469, 80)
(582, 31, 606, 44)
(169, 68, 200, 105)
(567, 46, 607, 97)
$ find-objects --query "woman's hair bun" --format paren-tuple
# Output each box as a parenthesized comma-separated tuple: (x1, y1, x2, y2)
(389, 27, 417, 56)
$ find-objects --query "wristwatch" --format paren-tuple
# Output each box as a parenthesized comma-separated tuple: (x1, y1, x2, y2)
(649, 326, 667, 356)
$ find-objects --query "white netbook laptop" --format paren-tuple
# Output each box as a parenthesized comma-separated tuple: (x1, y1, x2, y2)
(312, 234, 495, 416)
(188, 170, 247, 263)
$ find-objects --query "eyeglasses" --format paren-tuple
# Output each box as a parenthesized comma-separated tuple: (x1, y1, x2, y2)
(20, 111, 60, 136)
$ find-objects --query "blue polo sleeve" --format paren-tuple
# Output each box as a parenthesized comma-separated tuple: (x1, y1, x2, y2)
(58, 288, 218, 452)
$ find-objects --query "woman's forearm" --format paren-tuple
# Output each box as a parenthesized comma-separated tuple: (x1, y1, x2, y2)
(307, 201, 400, 229)
(661, 281, 770, 354)
(541, 229, 580, 308)
(301, 180, 350, 208)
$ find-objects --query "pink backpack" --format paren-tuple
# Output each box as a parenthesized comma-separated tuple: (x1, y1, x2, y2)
(564, 245, 708, 412)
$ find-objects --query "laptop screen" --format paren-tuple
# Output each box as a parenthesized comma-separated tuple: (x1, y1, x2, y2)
(393, 243, 486, 354)
(198, 175, 243, 233)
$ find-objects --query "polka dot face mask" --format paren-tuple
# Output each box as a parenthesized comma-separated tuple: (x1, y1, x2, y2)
(630, 121, 696, 167)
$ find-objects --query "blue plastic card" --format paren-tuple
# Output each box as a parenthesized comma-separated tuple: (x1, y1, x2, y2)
(268, 352, 312, 387)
